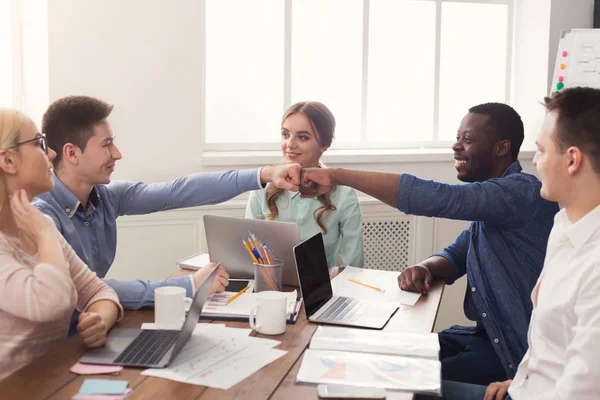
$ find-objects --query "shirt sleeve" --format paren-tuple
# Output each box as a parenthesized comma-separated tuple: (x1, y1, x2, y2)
(396, 173, 541, 228)
(58, 235, 124, 321)
(435, 226, 472, 285)
(108, 169, 262, 216)
(337, 188, 365, 268)
(553, 267, 600, 399)
(101, 275, 194, 310)
(245, 190, 264, 220)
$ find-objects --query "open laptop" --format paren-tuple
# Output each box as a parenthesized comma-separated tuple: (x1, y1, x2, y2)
(203, 215, 301, 286)
(79, 266, 218, 368)
(293, 233, 398, 329)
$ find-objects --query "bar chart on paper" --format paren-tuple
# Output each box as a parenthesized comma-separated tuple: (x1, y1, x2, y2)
(552, 29, 600, 93)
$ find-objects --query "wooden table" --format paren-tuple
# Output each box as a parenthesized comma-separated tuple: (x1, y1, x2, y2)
(0, 280, 444, 400)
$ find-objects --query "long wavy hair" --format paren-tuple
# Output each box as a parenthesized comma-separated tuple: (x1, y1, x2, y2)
(265, 101, 337, 233)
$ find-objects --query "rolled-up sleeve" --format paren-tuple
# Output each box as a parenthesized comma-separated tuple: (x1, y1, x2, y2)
(435, 227, 471, 285)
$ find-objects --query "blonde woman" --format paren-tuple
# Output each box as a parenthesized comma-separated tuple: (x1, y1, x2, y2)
(246, 101, 364, 268)
(0, 109, 122, 380)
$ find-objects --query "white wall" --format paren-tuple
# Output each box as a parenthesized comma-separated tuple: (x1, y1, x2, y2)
(46, 0, 592, 332)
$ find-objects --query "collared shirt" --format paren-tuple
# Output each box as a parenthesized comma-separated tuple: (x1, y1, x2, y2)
(245, 185, 364, 268)
(396, 161, 559, 378)
(509, 206, 600, 399)
(33, 169, 262, 309)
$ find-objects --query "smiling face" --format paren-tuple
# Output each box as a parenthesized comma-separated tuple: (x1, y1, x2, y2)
(77, 120, 122, 185)
(281, 113, 328, 168)
(10, 118, 57, 198)
(452, 113, 496, 182)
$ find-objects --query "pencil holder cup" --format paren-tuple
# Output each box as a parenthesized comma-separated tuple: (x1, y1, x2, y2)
(253, 259, 284, 292)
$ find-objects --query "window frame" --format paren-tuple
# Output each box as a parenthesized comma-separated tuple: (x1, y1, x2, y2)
(201, 0, 514, 152)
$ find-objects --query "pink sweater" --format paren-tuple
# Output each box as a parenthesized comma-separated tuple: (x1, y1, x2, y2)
(0, 227, 123, 380)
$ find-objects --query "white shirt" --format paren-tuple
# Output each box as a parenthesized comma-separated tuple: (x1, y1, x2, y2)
(509, 206, 600, 400)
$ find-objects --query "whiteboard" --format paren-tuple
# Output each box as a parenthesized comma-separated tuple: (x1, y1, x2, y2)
(552, 29, 600, 94)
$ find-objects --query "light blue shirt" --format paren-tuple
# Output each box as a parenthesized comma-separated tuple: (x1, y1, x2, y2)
(245, 185, 364, 268)
(33, 169, 262, 310)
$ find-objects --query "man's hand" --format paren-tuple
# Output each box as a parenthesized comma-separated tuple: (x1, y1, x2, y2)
(261, 164, 302, 191)
(77, 312, 109, 347)
(193, 263, 230, 294)
(484, 380, 512, 400)
(398, 265, 433, 294)
(299, 167, 335, 198)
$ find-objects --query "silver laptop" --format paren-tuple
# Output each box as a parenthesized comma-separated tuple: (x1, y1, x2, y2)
(79, 266, 218, 368)
(293, 233, 398, 329)
(203, 215, 301, 286)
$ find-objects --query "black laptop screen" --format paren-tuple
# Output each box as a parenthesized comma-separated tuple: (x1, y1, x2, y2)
(294, 233, 333, 317)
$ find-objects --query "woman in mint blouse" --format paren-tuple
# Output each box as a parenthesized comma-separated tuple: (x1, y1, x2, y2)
(245, 101, 364, 268)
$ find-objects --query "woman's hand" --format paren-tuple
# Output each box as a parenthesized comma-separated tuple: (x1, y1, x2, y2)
(11, 189, 56, 244)
(77, 312, 109, 347)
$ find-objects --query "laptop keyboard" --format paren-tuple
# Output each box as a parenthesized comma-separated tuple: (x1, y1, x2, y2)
(114, 329, 180, 366)
(318, 296, 364, 322)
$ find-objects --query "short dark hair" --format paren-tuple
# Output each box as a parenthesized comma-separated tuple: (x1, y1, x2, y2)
(468, 102, 524, 160)
(42, 96, 114, 168)
(544, 87, 600, 173)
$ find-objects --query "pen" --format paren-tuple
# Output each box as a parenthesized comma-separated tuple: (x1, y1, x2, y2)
(226, 285, 250, 304)
(348, 278, 384, 292)
(243, 240, 259, 263)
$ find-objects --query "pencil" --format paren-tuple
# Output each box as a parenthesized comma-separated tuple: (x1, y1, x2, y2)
(348, 278, 384, 292)
(227, 285, 250, 304)
(243, 240, 259, 263)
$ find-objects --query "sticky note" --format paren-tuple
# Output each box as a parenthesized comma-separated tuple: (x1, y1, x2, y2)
(70, 362, 123, 375)
(72, 388, 133, 400)
(78, 379, 128, 395)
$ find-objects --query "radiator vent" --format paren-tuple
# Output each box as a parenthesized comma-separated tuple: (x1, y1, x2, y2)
(363, 220, 411, 272)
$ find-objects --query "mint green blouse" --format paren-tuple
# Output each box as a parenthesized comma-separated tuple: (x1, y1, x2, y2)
(245, 185, 364, 268)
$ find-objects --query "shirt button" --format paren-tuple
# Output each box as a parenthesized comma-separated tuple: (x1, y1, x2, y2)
(65, 208, 70, 213)
(494, 338, 499, 344)
(471, 287, 476, 292)
(509, 364, 514, 369)
(91, 249, 96, 255)
(482, 313, 487, 318)
(84, 221, 89, 227)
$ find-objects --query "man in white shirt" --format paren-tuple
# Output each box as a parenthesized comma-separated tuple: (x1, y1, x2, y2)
(417, 86, 600, 399)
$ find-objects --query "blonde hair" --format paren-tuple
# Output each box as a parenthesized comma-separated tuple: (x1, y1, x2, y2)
(0, 109, 27, 213)
(265, 101, 337, 233)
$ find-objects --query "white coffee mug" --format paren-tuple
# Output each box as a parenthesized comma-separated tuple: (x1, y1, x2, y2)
(249, 291, 287, 335)
(154, 286, 192, 329)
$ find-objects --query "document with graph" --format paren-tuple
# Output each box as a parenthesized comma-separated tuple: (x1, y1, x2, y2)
(332, 266, 422, 306)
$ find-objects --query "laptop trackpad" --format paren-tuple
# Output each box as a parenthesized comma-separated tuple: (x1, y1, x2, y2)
(80, 328, 141, 365)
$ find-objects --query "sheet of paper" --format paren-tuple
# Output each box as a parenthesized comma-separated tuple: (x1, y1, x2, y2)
(296, 349, 440, 395)
(78, 379, 128, 395)
(177, 253, 211, 270)
(309, 326, 440, 359)
(332, 267, 421, 306)
(142, 329, 286, 389)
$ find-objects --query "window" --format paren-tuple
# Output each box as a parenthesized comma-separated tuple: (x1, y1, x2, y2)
(204, 0, 513, 150)
(1, 0, 49, 126)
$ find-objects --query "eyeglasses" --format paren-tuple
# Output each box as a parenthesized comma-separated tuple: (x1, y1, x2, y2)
(5, 134, 48, 155)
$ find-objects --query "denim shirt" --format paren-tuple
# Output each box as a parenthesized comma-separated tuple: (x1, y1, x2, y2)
(33, 169, 262, 310)
(396, 161, 559, 378)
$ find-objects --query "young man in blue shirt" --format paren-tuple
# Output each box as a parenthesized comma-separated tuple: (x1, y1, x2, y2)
(33, 96, 302, 317)
(300, 103, 559, 386)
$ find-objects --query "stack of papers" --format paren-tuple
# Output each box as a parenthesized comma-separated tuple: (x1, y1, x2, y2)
(200, 290, 302, 323)
(72, 379, 132, 400)
(142, 324, 287, 389)
(177, 252, 211, 270)
(296, 326, 441, 395)
(332, 266, 422, 306)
